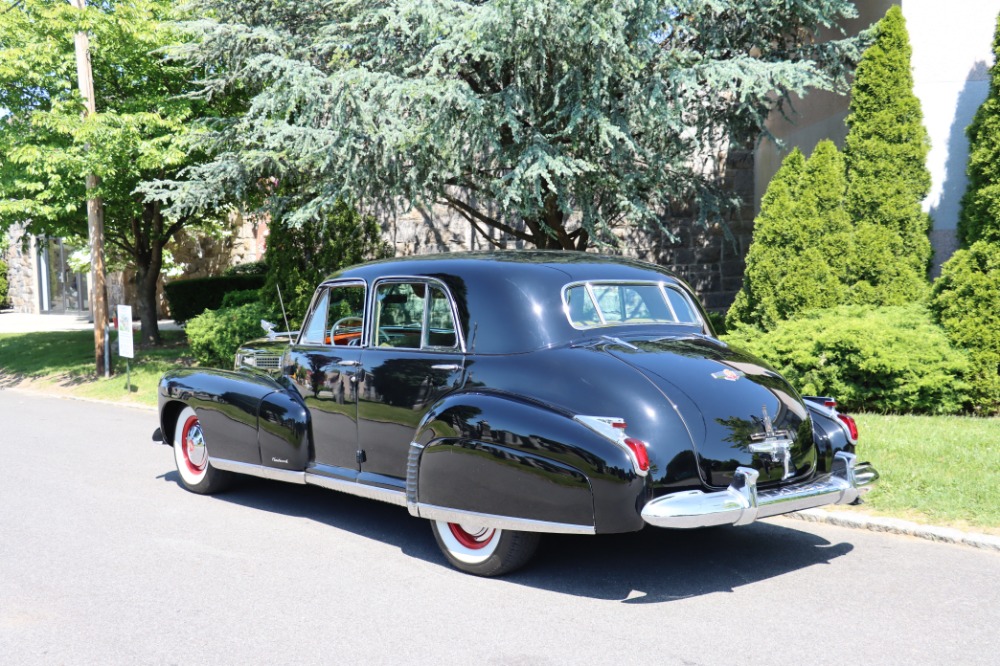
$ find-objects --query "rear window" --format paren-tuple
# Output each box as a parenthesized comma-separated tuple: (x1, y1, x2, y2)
(562, 282, 702, 329)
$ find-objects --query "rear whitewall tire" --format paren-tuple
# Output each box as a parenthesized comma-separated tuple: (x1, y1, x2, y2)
(431, 520, 541, 577)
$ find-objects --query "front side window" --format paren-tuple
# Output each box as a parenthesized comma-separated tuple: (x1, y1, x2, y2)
(298, 282, 366, 346)
(563, 282, 702, 329)
(374, 281, 459, 350)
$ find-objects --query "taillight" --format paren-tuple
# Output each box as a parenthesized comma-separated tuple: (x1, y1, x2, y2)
(838, 413, 859, 442)
(574, 415, 650, 477)
(624, 437, 650, 473)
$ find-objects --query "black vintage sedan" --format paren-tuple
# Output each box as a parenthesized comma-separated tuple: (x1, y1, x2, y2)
(156, 252, 877, 576)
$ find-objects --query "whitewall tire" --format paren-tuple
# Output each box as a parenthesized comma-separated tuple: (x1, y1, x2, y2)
(172, 406, 232, 494)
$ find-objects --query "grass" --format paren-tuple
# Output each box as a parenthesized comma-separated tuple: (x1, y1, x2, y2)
(1, 330, 997, 530)
(850, 413, 1000, 532)
(0, 329, 192, 407)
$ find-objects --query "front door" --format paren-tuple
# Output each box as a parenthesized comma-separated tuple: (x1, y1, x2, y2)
(357, 279, 466, 488)
(287, 280, 367, 477)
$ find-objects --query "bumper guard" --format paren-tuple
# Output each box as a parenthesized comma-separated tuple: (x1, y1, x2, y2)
(641, 452, 878, 529)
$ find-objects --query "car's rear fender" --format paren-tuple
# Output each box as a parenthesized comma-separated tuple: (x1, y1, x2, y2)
(407, 391, 647, 534)
(158, 368, 291, 466)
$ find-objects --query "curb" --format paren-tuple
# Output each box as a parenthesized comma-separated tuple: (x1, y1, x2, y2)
(784, 508, 1000, 553)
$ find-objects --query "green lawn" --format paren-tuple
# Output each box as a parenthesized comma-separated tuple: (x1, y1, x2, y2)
(1, 330, 997, 530)
(0, 329, 192, 407)
(850, 413, 1000, 531)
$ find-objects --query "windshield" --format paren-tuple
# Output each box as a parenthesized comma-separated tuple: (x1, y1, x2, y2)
(562, 281, 702, 329)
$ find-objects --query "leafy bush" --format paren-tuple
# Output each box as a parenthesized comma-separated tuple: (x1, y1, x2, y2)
(220, 289, 260, 308)
(958, 12, 1000, 246)
(163, 274, 267, 322)
(724, 305, 971, 415)
(185, 302, 270, 368)
(263, 200, 390, 329)
(930, 241, 1000, 414)
(224, 260, 268, 277)
(0, 258, 9, 308)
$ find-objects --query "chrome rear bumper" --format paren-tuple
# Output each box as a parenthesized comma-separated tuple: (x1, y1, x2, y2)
(641, 452, 878, 529)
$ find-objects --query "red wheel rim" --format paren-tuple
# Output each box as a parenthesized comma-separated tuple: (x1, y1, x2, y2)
(181, 415, 207, 474)
(448, 523, 496, 550)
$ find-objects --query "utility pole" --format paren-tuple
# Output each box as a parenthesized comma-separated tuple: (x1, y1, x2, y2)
(69, 0, 110, 377)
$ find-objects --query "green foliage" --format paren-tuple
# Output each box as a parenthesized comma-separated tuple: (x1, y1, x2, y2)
(958, 13, 1000, 246)
(185, 302, 269, 368)
(220, 289, 261, 308)
(844, 6, 932, 285)
(724, 305, 971, 415)
(262, 201, 390, 330)
(149, 0, 863, 250)
(163, 274, 266, 322)
(223, 261, 268, 277)
(930, 241, 1000, 414)
(0, 258, 8, 308)
(0, 0, 235, 343)
(728, 142, 852, 329)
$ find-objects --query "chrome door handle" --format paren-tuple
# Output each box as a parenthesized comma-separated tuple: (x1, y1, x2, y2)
(337, 359, 361, 367)
(432, 364, 462, 371)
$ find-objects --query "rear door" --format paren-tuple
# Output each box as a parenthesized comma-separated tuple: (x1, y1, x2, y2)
(357, 278, 466, 488)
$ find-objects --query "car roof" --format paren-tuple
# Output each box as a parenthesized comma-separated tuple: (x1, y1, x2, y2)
(323, 251, 704, 354)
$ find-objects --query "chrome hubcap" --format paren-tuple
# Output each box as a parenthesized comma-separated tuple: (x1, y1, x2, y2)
(185, 423, 207, 470)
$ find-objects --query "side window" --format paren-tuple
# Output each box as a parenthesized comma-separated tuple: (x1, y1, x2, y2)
(300, 289, 330, 345)
(327, 284, 367, 346)
(374, 281, 458, 350)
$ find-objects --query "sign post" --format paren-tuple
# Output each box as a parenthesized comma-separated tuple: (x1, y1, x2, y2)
(117, 305, 134, 389)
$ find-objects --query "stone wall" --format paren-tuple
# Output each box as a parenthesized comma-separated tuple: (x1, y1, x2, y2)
(378, 149, 756, 312)
(2, 225, 39, 314)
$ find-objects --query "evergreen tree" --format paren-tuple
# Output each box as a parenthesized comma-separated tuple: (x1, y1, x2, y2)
(844, 6, 932, 292)
(728, 141, 851, 330)
(958, 12, 1000, 246)
(147, 0, 864, 251)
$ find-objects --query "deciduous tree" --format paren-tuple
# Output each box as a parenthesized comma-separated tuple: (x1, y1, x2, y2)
(0, 0, 231, 344)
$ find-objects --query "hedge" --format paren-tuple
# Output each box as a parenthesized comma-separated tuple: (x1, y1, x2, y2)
(163, 274, 266, 323)
(185, 302, 271, 368)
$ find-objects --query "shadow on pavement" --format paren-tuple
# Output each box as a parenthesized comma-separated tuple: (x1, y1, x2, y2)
(159, 470, 853, 603)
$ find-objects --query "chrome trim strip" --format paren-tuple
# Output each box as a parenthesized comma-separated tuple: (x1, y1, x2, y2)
(405, 441, 423, 515)
(211, 458, 306, 484)
(641, 451, 879, 529)
(305, 473, 407, 508)
(414, 503, 596, 535)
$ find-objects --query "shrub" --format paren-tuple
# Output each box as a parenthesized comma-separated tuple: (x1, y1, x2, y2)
(958, 12, 1000, 246)
(221, 289, 260, 308)
(263, 200, 390, 330)
(185, 302, 271, 368)
(930, 241, 1000, 414)
(0, 258, 8, 308)
(844, 6, 933, 282)
(728, 142, 852, 330)
(224, 260, 268, 277)
(163, 274, 267, 322)
(724, 305, 971, 415)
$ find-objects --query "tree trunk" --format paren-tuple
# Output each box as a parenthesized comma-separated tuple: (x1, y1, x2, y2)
(135, 260, 161, 346)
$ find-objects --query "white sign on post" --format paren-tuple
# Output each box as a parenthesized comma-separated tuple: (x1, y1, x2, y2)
(117, 304, 134, 359)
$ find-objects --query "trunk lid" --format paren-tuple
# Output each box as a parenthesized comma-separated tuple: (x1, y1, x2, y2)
(604, 335, 817, 489)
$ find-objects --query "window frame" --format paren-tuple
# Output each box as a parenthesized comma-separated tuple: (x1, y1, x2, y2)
(296, 279, 369, 347)
(368, 276, 466, 352)
(560, 280, 704, 331)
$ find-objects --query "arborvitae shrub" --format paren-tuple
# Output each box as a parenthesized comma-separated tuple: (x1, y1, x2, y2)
(724, 305, 971, 415)
(728, 141, 851, 330)
(930, 241, 1000, 414)
(844, 5, 933, 286)
(0, 258, 8, 308)
(958, 12, 1000, 246)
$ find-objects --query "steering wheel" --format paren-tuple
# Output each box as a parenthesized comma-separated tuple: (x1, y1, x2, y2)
(330, 316, 363, 344)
